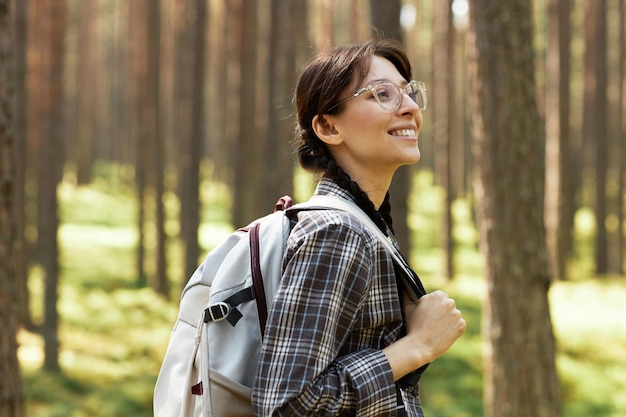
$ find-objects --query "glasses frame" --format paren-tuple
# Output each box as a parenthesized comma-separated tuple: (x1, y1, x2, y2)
(328, 80, 427, 113)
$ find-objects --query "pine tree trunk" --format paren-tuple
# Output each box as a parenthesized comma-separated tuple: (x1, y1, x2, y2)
(467, 0, 563, 415)
(433, 0, 455, 279)
(232, 0, 261, 225)
(179, 0, 205, 285)
(545, 0, 572, 281)
(13, 0, 32, 328)
(582, 0, 608, 275)
(0, 1, 25, 413)
(262, 0, 299, 210)
(38, 0, 66, 373)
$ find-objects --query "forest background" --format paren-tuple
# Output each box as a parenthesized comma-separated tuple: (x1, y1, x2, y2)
(1, 0, 625, 416)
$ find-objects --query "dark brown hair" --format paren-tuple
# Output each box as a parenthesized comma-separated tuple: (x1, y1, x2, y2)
(294, 39, 413, 234)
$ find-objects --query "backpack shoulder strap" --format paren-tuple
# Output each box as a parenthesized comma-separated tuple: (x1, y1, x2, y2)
(291, 195, 425, 301)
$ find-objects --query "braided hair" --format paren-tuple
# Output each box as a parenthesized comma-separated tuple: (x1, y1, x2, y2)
(294, 39, 413, 235)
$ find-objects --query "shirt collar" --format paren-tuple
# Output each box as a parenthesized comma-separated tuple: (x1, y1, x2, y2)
(313, 177, 358, 204)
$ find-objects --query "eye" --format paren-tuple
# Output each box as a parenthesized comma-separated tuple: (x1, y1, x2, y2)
(374, 84, 395, 102)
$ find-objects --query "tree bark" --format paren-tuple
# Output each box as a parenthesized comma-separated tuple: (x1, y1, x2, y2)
(433, 0, 455, 279)
(0, 0, 25, 414)
(232, 0, 261, 226)
(13, 0, 31, 328)
(261, 0, 299, 210)
(179, 0, 205, 286)
(582, 0, 608, 275)
(38, 0, 66, 373)
(617, 0, 626, 275)
(74, 0, 96, 185)
(545, 0, 572, 281)
(130, 0, 148, 287)
(147, 0, 168, 296)
(467, 0, 563, 416)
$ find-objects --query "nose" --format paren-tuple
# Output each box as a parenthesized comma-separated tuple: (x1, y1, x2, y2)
(397, 92, 420, 114)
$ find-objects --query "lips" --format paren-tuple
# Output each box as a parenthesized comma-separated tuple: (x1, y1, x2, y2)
(389, 128, 416, 137)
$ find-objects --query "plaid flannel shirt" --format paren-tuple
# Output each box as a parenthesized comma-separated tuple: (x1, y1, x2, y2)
(252, 179, 425, 417)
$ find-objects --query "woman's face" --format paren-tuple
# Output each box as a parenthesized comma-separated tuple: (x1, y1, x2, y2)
(325, 56, 423, 183)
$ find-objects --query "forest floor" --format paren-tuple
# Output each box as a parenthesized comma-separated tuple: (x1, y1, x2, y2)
(19, 177, 626, 417)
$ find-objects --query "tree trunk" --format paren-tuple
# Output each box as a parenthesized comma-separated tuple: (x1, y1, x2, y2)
(38, 0, 66, 373)
(13, 0, 31, 328)
(206, 0, 230, 183)
(179, 0, 205, 285)
(369, 0, 413, 256)
(467, 1, 563, 416)
(582, 0, 608, 275)
(147, 0, 168, 296)
(262, 0, 300, 210)
(545, 0, 572, 281)
(607, 0, 624, 275)
(130, 0, 148, 287)
(617, 0, 626, 275)
(74, 0, 96, 185)
(0, 1, 25, 414)
(433, 0, 455, 279)
(232, 0, 260, 226)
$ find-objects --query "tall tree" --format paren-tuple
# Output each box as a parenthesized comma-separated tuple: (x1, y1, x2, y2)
(13, 0, 30, 328)
(545, 0, 572, 281)
(232, 0, 260, 225)
(73, 0, 96, 185)
(148, 0, 168, 295)
(467, 0, 562, 416)
(261, 0, 301, 209)
(179, 0, 205, 285)
(206, 0, 230, 182)
(369, 0, 413, 256)
(433, 0, 456, 279)
(582, 0, 608, 275)
(38, 0, 66, 372)
(617, 0, 626, 275)
(130, 0, 168, 295)
(1, 1, 25, 414)
(130, 0, 149, 287)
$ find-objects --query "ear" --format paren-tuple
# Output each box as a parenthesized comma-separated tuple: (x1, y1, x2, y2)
(312, 114, 342, 145)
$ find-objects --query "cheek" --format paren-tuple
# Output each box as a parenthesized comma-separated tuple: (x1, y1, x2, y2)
(416, 112, 424, 132)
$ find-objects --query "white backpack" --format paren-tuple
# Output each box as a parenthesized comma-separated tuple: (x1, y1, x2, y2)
(153, 195, 421, 417)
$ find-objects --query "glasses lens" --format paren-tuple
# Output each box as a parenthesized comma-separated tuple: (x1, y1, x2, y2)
(406, 81, 426, 110)
(370, 81, 427, 112)
(371, 83, 399, 111)
(407, 81, 427, 110)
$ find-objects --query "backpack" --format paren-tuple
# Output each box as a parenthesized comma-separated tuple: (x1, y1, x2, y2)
(153, 195, 422, 417)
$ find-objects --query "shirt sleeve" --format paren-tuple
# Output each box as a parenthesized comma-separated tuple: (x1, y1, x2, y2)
(252, 216, 399, 417)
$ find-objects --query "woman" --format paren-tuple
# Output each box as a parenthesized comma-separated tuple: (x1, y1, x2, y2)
(253, 39, 466, 417)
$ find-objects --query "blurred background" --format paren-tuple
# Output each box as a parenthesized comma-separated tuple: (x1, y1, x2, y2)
(2, 0, 625, 416)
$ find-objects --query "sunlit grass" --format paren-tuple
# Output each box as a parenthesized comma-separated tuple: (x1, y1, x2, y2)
(551, 279, 626, 416)
(19, 171, 626, 417)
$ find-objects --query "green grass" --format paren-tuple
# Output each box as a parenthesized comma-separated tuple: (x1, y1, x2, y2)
(19, 172, 626, 417)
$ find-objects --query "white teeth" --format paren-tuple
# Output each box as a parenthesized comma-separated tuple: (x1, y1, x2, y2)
(390, 129, 416, 137)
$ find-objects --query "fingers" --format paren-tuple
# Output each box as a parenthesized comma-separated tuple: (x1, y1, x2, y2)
(403, 289, 467, 348)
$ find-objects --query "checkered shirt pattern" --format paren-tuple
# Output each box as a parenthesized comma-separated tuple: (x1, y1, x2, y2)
(252, 179, 425, 417)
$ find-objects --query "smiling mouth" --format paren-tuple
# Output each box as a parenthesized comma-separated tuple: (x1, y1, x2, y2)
(389, 129, 416, 137)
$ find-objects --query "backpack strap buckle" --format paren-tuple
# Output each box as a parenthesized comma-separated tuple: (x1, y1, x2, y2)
(204, 302, 231, 323)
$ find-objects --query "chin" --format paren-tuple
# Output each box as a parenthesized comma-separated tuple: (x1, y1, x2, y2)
(407, 151, 421, 164)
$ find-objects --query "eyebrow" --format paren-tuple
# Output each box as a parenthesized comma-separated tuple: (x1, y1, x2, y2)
(363, 78, 409, 87)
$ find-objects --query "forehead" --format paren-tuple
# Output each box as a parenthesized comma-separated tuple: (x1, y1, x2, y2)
(363, 56, 407, 86)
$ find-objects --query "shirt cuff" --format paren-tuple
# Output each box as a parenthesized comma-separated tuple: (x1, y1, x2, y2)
(336, 348, 398, 415)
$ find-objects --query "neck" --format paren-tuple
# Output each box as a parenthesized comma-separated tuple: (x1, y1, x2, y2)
(349, 174, 392, 210)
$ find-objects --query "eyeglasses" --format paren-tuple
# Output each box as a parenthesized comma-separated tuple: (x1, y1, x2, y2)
(328, 80, 427, 113)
